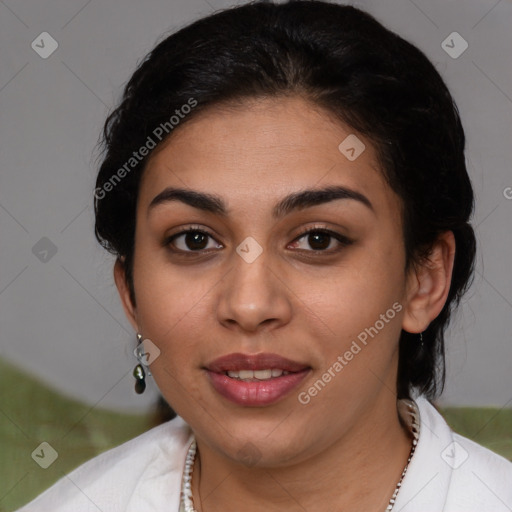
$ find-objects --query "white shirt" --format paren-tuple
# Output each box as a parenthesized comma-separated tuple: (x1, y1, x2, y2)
(16, 396, 512, 511)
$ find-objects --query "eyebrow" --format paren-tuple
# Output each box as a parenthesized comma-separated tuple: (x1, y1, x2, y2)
(148, 185, 374, 218)
(149, 188, 226, 216)
(272, 185, 373, 217)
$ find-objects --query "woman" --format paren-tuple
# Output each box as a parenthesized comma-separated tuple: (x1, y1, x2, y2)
(17, 1, 512, 511)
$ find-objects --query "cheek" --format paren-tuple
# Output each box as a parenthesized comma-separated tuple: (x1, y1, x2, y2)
(291, 246, 406, 403)
(130, 241, 216, 362)
(132, 259, 211, 413)
(299, 243, 405, 334)
(135, 268, 212, 346)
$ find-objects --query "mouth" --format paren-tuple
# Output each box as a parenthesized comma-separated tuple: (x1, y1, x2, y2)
(205, 353, 311, 407)
(224, 368, 293, 381)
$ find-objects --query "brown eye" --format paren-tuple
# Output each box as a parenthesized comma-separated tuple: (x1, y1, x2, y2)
(168, 229, 222, 252)
(184, 232, 208, 250)
(289, 229, 353, 253)
(307, 232, 331, 250)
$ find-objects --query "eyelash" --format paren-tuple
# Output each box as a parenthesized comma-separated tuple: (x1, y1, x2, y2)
(164, 225, 353, 256)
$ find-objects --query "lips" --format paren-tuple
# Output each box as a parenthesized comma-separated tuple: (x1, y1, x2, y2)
(205, 353, 311, 407)
(206, 353, 309, 373)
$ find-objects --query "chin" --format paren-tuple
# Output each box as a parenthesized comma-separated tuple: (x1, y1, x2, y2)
(208, 416, 313, 467)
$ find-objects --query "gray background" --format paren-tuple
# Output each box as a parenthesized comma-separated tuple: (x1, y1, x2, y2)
(0, 0, 511, 413)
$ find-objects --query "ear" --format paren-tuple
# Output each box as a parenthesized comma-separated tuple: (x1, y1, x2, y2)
(114, 258, 138, 331)
(402, 231, 456, 334)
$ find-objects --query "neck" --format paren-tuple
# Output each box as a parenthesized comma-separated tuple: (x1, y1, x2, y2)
(190, 394, 414, 512)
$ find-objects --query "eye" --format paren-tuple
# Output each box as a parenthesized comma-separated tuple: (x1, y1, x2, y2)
(166, 228, 223, 252)
(288, 228, 352, 252)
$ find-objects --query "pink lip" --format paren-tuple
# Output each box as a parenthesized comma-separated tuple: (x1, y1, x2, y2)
(205, 353, 311, 407)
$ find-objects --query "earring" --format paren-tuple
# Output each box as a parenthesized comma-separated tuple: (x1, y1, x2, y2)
(133, 363, 146, 394)
(419, 332, 424, 348)
(133, 333, 146, 394)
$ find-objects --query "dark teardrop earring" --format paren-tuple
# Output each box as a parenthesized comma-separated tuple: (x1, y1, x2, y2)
(133, 333, 146, 394)
(133, 363, 146, 394)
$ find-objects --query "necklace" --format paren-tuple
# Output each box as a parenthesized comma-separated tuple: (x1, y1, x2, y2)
(386, 399, 420, 510)
(180, 399, 420, 512)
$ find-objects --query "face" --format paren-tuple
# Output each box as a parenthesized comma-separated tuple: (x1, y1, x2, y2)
(122, 96, 413, 467)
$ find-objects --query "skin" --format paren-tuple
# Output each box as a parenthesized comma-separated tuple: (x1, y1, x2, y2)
(115, 95, 455, 512)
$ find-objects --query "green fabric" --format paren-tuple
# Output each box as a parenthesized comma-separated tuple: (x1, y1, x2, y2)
(441, 406, 512, 461)
(1, 358, 511, 512)
(0, 359, 151, 512)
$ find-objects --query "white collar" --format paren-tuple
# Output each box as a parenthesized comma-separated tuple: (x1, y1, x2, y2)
(123, 397, 512, 512)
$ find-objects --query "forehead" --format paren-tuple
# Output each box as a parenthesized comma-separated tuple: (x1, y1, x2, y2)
(139, 96, 399, 217)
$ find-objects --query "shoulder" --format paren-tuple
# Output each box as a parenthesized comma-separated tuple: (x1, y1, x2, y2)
(412, 396, 512, 512)
(16, 416, 193, 512)
(445, 430, 512, 511)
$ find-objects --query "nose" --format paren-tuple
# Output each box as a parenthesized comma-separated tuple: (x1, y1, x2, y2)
(216, 251, 293, 333)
